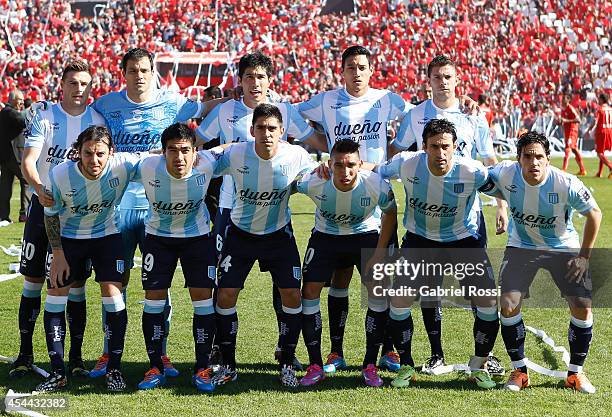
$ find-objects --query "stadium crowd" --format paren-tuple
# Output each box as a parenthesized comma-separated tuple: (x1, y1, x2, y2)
(0, 0, 611, 126)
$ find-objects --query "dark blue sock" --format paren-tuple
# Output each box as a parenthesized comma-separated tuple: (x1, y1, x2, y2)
(421, 306, 443, 357)
(302, 299, 323, 367)
(389, 306, 414, 367)
(279, 306, 302, 367)
(501, 313, 527, 372)
(216, 306, 238, 369)
(568, 316, 593, 375)
(363, 308, 387, 368)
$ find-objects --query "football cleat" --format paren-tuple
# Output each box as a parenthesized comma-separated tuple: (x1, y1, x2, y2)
(391, 365, 416, 388)
(138, 367, 166, 390)
(470, 369, 496, 389)
(212, 365, 237, 386)
(362, 364, 384, 387)
(35, 372, 67, 393)
(565, 373, 596, 394)
(279, 364, 299, 387)
(300, 364, 325, 386)
(274, 346, 303, 371)
(485, 355, 505, 376)
(9, 353, 34, 379)
(89, 353, 109, 378)
(421, 354, 446, 375)
(106, 369, 127, 392)
(576, 170, 587, 177)
(504, 369, 530, 391)
(193, 367, 215, 392)
(323, 352, 347, 374)
(68, 357, 90, 377)
(162, 355, 179, 377)
(378, 351, 401, 372)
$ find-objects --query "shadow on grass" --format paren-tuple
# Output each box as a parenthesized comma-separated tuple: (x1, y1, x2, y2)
(0, 360, 518, 396)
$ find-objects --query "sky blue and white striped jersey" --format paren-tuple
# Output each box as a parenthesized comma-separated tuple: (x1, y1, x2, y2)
(45, 153, 142, 239)
(394, 99, 494, 159)
(24, 103, 105, 195)
(92, 89, 202, 209)
(378, 151, 488, 242)
(214, 141, 317, 234)
(296, 170, 396, 235)
(297, 88, 410, 164)
(134, 150, 219, 238)
(197, 98, 313, 209)
(481, 161, 597, 249)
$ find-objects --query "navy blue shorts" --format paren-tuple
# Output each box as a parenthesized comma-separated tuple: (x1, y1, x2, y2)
(303, 231, 379, 283)
(217, 222, 302, 289)
(499, 247, 592, 299)
(212, 207, 232, 259)
(141, 233, 217, 290)
(49, 234, 123, 288)
(397, 231, 496, 298)
(20, 195, 48, 277)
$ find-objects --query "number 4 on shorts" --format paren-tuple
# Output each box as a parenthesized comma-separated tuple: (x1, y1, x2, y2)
(220, 255, 232, 273)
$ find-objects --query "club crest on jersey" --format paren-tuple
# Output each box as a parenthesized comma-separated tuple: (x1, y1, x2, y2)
(293, 267, 302, 280)
(116, 260, 124, 274)
(453, 183, 464, 194)
(108, 177, 120, 189)
(360, 196, 371, 207)
(196, 175, 206, 186)
(548, 193, 559, 204)
(280, 165, 289, 176)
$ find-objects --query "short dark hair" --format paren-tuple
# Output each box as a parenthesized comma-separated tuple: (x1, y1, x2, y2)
(422, 119, 457, 145)
(599, 93, 609, 104)
(252, 103, 283, 125)
(478, 94, 488, 105)
(341, 45, 371, 68)
(238, 51, 273, 79)
(517, 131, 550, 157)
(61, 58, 91, 80)
(161, 123, 196, 150)
(73, 126, 113, 154)
(427, 54, 457, 77)
(330, 139, 361, 159)
(204, 86, 222, 100)
(121, 48, 154, 72)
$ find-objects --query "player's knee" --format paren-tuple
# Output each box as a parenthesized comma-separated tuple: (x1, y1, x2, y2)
(278, 288, 301, 309)
(330, 267, 352, 288)
(145, 289, 167, 301)
(217, 288, 239, 309)
(188, 287, 213, 301)
(302, 282, 323, 299)
(24, 275, 45, 284)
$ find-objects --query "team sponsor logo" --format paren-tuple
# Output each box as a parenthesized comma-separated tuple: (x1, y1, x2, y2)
(293, 267, 302, 280)
(51, 122, 60, 131)
(319, 209, 364, 224)
(409, 197, 457, 218)
(360, 196, 371, 207)
(152, 198, 204, 214)
(238, 187, 288, 207)
(280, 165, 289, 176)
(47, 145, 79, 163)
(453, 183, 465, 194)
(113, 130, 162, 152)
(237, 165, 249, 174)
(108, 177, 120, 189)
(455, 141, 468, 156)
(548, 192, 559, 204)
(504, 184, 518, 193)
(510, 206, 557, 229)
(148, 179, 160, 188)
(330, 103, 347, 110)
(314, 194, 328, 201)
(116, 260, 124, 274)
(65, 188, 78, 198)
(70, 199, 113, 215)
(417, 117, 431, 125)
(196, 175, 206, 186)
(405, 176, 420, 184)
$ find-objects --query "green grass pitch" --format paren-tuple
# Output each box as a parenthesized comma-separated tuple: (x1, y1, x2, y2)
(0, 157, 610, 416)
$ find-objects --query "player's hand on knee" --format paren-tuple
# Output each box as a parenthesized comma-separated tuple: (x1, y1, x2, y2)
(49, 250, 70, 288)
(565, 256, 588, 283)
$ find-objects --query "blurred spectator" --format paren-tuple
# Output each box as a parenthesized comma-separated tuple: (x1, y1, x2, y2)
(0, 89, 28, 222)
